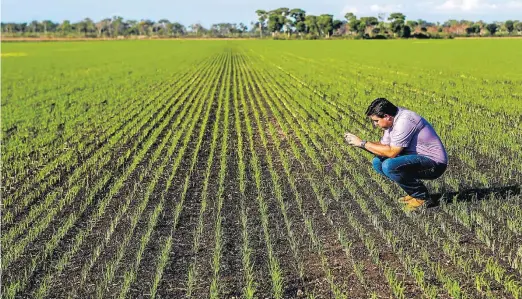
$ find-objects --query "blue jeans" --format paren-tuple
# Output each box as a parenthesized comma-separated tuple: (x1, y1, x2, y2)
(372, 155, 447, 200)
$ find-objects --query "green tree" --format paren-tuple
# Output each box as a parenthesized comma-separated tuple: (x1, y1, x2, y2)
(267, 12, 279, 34)
(126, 20, 139, 35)
(344, 12, 356, 22)
(172, 22, 186, 35)
(465, 23, 481, 35)
(98, 18, 112, 36)
(29, 20, 40, 33)
(267, 8, 289, 36)
(317, 14, 334, 37)
(290, 8, 307, 36)
(111, 16, 124, 37)
(377, 14, 388, 35)
(280, 8, 292, 37)
(237, 22, 248, 35)
(18, 23, 28, 33)
(443, 19, 458, 27)
(6, 22, 14, 33)
(460, 19, 473, 26)
(406, 20, 418, 29)
(140, 19, 154, 35)
(344, 13, 360, 35)
(417, 19, 429, 27)
(74, 20, 87, 36)
(401, 25, 411, 38)
(212, 23, 243, 36)
(360, 16, 379, 34)
(305, 15, 319, 35)
(504, 20, 514, 34)
(332, 19, 344, 35)
(188, 23, 206, 36)
(388, 12, 406, 36)
(486, 23, 498, 35)
(255, 10, 268, 37)
(267, 13, 282, 35)
(41, 20, 57, 34)
(137, 20, 146, 35)
(84, 18, 96, 36)
(361, 17, 378, 26)
(283, 17, 293, 37)
(158, 19, 171, 36)
(515, 21, 522, 33)
(59, 20, 72, 35)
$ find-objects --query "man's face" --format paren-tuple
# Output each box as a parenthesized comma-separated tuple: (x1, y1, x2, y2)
(370, 114, 394, 130)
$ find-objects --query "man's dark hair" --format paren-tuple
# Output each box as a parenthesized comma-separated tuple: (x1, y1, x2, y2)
(365, 98, 398, 117)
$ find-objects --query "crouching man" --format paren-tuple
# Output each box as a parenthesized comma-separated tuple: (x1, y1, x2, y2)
(344, 98, 448, 211)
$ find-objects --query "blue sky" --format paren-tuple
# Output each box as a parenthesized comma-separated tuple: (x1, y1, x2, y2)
(2, 0, 521, 27)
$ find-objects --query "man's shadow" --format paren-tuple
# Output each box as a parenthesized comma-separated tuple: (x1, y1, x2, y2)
(427, 185, 521, 208)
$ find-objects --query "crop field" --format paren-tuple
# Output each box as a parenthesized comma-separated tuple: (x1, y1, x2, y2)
(1, 39, 522, 298)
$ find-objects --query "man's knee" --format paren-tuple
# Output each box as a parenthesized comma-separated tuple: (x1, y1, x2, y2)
(382, 159, 400, 178)
(372, 157, 384, 174)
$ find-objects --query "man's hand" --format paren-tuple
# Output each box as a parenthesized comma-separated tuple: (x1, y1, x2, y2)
(344, 132, 362, 147)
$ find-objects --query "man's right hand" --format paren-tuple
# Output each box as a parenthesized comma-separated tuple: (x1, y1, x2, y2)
(344, 132, 362, 147)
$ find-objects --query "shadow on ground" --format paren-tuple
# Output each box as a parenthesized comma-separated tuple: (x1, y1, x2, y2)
(427, 185, 521, 208)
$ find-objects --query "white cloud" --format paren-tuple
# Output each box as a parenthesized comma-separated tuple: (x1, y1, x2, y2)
(415, 1, 435, 8)
(370, 4, 403, 12)
(435, 0, 497, 11)
(506, 1, 522, 8)
(341, 5, 359, 15)
(337, 0, 522, 22)
(340, 2, 405, 17)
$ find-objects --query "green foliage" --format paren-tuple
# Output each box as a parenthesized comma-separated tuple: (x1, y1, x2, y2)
(486, 23, 498, 35)
(388, 12, 406, 36)
(401, 25, 411, 38)
(466, 24, 481, 35)
(4, 10, 519, 39)
(3, 40, 522, 299)
(505, 20, 514, 33)
(515, 21, 522, 33)
(317, 14, 334, 37)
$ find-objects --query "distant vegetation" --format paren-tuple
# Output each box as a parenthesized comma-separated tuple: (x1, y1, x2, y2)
(2, 9, 522, 39)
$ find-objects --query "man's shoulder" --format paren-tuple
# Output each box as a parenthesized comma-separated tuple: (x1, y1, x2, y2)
(396, 107, 421, 123)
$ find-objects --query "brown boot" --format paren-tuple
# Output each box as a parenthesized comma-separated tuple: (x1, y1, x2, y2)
(405, 198, 426, 211)
(398, 195, 414, 204)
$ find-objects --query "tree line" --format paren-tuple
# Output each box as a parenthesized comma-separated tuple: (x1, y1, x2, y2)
(2, 9, 522, 39)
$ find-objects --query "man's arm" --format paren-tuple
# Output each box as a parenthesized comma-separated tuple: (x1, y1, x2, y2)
(344, 132, 403, 158)
(363, 141, 403, 158)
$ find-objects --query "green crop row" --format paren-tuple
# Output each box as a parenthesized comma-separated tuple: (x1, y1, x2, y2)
(3, 40, 521, 298)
